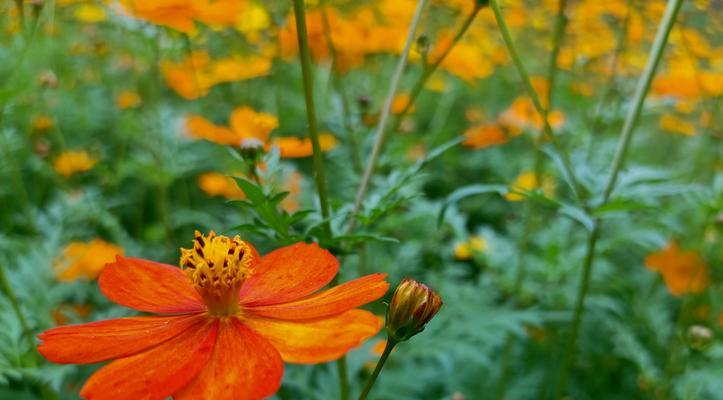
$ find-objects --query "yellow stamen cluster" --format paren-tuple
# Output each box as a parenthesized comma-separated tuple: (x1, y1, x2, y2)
(180, 230, 255, 315)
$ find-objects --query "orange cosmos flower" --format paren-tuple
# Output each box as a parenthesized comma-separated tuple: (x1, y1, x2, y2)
(55, 239, 124, 282)
(38, 231, 388, 400)
(645, 240, 708, 296)
(115, 90, 142, 110)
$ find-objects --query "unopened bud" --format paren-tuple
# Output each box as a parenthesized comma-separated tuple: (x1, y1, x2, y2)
(476, 0, 490, 8)
(416, 35, 430, 58)
(687, 325, 713, 351)
(386, 278, 442, 342)
(357, 95, 371, 111)
(239, 138, 265, 162)
(37, 70, 58, 88)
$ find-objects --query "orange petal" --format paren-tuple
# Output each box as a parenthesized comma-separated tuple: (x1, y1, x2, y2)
(80, 319, 218, 400)
(99, 256, 205, 314)
(239, 243, 338, 306)
(245, 309, 382, 364)
(38, 314, 205, 364)
(247, 273, 389, 320)
(175, 318, 283, 400)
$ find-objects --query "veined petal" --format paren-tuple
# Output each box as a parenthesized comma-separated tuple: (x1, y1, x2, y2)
(245, 310, 382, 364)
(247, 273, 388, 320)
(80, 319, 218, 400)
(175, 318, 283, 400)
(38, 314, 205, 364)
(239, 243, 338, 306)
(99, 256, 205, 314)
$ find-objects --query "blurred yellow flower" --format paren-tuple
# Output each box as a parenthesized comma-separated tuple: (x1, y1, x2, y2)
(645, 241, 708, 296)
(506, 171, 555, 201)
(659, 115, 696, 137)
(54, 239, 123, 282)
(454, 236, 486, 260)
(115, 90, 142, 110)
(53, 150, 97, 177)
(31, 115, 54, 133)
(73, 4, 107, 23)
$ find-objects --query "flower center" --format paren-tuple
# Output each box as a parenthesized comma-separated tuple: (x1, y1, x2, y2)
(180, 230, 255, 315)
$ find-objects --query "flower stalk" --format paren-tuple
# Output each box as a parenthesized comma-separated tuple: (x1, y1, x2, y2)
(554, 0, 684, 396)
(347, 0, 427, 233)
(293, 0, 333, 242)
(358, 339, 397, 400)
(489, 0, 583, 201)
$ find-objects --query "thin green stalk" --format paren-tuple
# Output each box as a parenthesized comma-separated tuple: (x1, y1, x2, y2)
(14, 0, 24, 31)
(346, 0, 427, 233)
(601, 0, 684, 203)
(293, 0, 332, 242)
(358, 339, 397, 400)
(390, 4, 483, 133)
(554, 222, 600, 398)
(545, 0, 568, 109)
(554, 0, 684, 396)
(292, 1, 343, 398)
(0, 262, 31, 343)
(489, 0, 584, 201)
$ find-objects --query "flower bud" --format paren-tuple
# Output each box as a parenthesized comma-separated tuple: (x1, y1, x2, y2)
(686, 325, 713, 351)
(386, 278, 442, 342)
(239, 138, 265, 162)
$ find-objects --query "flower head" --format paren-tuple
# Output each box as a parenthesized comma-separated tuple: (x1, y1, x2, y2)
(38, 232, 389, 399)
(645, 240, 708, 296)
(386, 278, 442, 342)
(53, 150, 97, 178)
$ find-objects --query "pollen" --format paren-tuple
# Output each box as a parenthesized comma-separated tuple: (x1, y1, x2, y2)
(180, 230, 255, 315)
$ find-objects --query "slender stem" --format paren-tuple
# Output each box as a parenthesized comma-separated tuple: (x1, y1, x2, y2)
(0, 262, 31, 343)
(336, 355, 349, 400)
(554, 1, 683, 396)
(601, 0, 683, 203)
(389, 4, 482, 134)
(358, 339, 397, 400)
(14, 0, 24, 31)
(292, 0, 332, 241)
(545, 0, 568, 109)
(554, 222, 600, 398)
(489, 0, 583, 201)
(346, 0, 427, 233)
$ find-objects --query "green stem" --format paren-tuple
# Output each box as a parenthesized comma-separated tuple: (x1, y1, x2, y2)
(554, 1, 683, 396)
(293, 0, 332, 242)
(0, 262, 31, 344)
(545, 0, 568, 109)
(292, 2, 344, 398)
(358, 339, 397, 400)
(389, 4, 482, 134)
(489, 0, 583, 201)
(14, 0, 24, 31)
(554, 221, 600, 398)
(601, 0, 683, 203)
(347, 0, 427, 233)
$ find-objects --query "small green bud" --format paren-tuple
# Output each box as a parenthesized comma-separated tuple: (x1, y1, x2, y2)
(687, 325, 713, 351)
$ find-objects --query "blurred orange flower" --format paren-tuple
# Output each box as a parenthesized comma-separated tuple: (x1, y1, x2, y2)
(118, 0, 245, 32)
(39, 232, 388, 399)
(645, 241, 708, 296)
(54, 240, 124, 282)
(31, 115, 54, 133)
(391, 93, 415, 115)
(463, 124, 509, 149)
(115, 90, 142, 109)
(454, 236, 486, 260)
(499, 97, 565, 135)
(186, 107, 337, 158)
(198, 172, 245, 199)
(53, 150, 98, 178)
(161, 51, 271, 99)
(659, 115, 696, 137)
